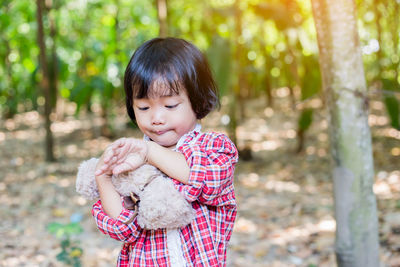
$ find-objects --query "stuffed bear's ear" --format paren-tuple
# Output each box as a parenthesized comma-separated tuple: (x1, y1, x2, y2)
(76, 158, 100, 200)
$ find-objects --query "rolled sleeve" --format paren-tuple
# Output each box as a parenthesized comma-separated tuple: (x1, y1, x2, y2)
(178, 133, 238, 206)
(91, 200, 142, 242)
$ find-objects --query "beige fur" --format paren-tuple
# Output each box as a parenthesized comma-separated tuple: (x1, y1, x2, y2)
(76, 158, 195, 229)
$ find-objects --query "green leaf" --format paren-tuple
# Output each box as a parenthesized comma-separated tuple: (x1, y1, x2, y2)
(60, 239, 71, 249)
(384, 95, 400, 130)
(47, 222, 63, 234)
(64, 222, 83, 235)
(300, 55, 321, 100)
(382, 78, 400, 92)
(298, 108, 314, 131)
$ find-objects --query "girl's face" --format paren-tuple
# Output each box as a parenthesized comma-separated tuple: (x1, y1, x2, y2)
(132, 80, 197, 148)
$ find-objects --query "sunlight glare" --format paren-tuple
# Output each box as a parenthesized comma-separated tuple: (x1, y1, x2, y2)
(51, 120, 82, 134)
(362, 39, 379, 55)
(74, 196, 88, 206)
(373, 181, 391, 196)
(310, 98, 322, 108)
(285, 129, 296, 139)
(251, 140, 281, 152)
(276, 87, 290, 97)
(317, 133, 328, 142)
(66, 144, 78, 155)
(14, 130, 33, 140)
(317, 219, 336, 232)
(263, 107, 274, 117)
(391, 147, 400, 156)
(386, 129, 400, 139)
(247, 51, 257, 61)
(234, 217, 257, 234)
(306, 146, 316, 155)
(5, 119, 16, 131)
(265, 180, 300, 193)
(242, 173, 260, 188)
(388, 171, 400, 186)
(220, 115, 230, 125)
(58, 178, 71, 188)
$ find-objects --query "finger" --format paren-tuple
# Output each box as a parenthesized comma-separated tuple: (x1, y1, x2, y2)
(95, 168, 106, 176)
(107, 155, 118, 166)
(104, 157, 120, 170)
(99, 164, 110, 172)
(103, 147, 115, 163)
(112, 164, 125, 175)
(112, 137, 126, 150)
(115, 145, 131, 160)
(113, 162, 136, 175)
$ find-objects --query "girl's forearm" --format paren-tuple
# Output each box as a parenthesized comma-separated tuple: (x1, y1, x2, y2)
(146, 141, 190, 184)
(96, 174, 123, 218)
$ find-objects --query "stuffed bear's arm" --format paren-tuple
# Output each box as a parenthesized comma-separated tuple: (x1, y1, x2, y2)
(92, 199, 142, 242)
(76, 158, 100, 200)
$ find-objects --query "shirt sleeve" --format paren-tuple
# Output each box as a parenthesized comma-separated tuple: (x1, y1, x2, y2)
(91, 199, 142, 242)
(177, 133, 238, 206)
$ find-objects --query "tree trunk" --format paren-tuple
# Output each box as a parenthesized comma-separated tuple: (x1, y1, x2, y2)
(234, 0, 246, 121)
(261, 46, 274, 107)
(156, 0, 168, 37)
(36, 0, 55, 162)
(48, 5, 58, 112)
(2, 2, 18, 118)
(311, 0, 379, 266)
(390, 0, 399, 82)
(3, 34, 17, 118)
(283, 32, 299, 110)
(373, 0, 383, 79)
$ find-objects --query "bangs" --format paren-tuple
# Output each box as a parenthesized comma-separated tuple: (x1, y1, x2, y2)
(131, 69, 182, 99)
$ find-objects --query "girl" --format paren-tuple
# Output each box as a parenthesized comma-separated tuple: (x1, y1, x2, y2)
(93, 37, 238, 267)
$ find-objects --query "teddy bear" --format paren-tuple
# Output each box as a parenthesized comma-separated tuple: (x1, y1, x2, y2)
(76, 158, 195, 230)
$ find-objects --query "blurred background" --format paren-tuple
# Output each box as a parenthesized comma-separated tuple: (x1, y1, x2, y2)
(0, 0, 399, 266)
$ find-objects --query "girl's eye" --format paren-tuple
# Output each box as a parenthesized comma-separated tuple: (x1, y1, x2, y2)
(165, 104, 179, 109)
(138, 107, 149, 111)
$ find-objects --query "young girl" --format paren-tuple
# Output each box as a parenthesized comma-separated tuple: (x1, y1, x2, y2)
(93, 37, 238, 267)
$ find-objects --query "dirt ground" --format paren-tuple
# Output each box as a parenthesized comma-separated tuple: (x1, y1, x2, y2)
(1, 90, 400, 266)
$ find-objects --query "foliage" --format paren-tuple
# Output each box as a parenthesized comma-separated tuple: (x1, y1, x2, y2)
(47, 215, 84, 267)
(384, 95, 400, 130)
(382, 78, 400, 130)
(0, 0, 399, 134)
(298, 108, 314, 132)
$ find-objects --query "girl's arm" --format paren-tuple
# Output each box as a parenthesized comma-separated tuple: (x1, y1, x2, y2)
(146, 141, 190, 184)
(92, 152, 142, 242)
(95, 154, 123, 218)
(92, 200, 142, 243)
(96, 138, 190, 184)
(174, 133, 239, 206)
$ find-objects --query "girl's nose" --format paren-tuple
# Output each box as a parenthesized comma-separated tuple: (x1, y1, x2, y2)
(151, 109, 165, 125)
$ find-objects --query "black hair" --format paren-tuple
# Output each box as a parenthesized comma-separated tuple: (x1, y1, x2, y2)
(124, 37, 220, 121)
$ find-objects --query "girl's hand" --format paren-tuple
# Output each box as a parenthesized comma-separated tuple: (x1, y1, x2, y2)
(95, 145, 115, 177)
(96, 138, 148, 176)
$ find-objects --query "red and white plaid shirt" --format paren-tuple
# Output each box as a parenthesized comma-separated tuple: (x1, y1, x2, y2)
(92, 129, 238, 266)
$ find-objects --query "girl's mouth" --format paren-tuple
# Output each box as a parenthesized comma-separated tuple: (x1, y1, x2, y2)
(154, 130, 168, 135)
